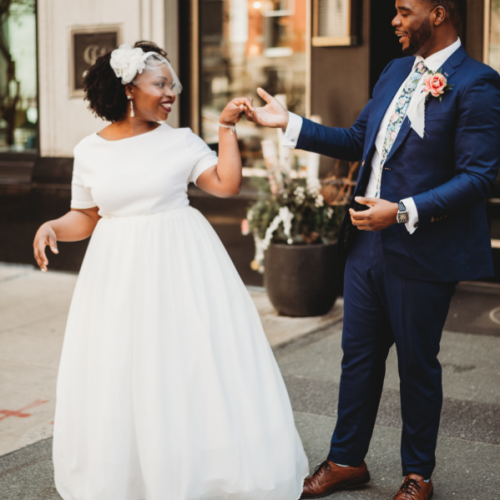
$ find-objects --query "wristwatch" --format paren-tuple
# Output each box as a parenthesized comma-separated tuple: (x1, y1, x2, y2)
(397, 201, 409, 224)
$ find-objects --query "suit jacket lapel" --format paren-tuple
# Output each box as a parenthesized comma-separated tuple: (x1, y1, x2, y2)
(364, 57, 415, 156)
(384, 116, 412, 165)
(383, 46, 468, 165)
(440, 44, 467, 81)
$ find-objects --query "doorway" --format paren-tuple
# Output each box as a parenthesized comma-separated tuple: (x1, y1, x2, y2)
(369, 1, 402, 95)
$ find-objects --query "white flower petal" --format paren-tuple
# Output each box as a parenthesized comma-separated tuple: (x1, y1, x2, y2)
(110, 45, 150, 84)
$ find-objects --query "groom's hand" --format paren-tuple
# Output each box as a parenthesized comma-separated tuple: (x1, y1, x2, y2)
(245, 88, 289, 131)
(349, 197, 399, 231)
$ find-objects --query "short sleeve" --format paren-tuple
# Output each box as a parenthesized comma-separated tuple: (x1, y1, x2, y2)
(71, 156, 97, 210)
(187, 132, 219, 185)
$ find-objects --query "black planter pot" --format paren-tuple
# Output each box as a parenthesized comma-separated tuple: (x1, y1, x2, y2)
(264, 241, 340, 317)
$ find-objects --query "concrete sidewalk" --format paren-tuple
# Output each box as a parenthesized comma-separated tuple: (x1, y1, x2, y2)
(279, 326, 500, 499)
(1, 264, 500, 499)
(0, 264, 343, 457)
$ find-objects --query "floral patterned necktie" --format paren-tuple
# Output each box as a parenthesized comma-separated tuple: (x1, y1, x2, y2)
(374, 62, 428, 198)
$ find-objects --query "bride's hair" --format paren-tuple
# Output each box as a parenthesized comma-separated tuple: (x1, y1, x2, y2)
(83, 41, 170, 122)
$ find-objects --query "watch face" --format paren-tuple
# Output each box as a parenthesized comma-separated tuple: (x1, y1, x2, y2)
(397, 212, 409, 224)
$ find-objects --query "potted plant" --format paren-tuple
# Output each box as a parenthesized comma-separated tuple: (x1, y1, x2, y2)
(242, 159, 359, 317)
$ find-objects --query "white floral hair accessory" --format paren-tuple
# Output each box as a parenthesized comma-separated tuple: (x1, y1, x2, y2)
(110, 44, 145, 84)
(109, 43, 182, 94)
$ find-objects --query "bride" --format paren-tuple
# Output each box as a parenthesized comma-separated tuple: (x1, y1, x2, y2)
(33, 41, 309, 500)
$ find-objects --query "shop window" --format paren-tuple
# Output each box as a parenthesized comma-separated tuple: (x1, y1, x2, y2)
(485, 0, 500, 242)
(199, 0, 307, 166)
(0, 0, 37, 153)
(487, 0, 500, 72)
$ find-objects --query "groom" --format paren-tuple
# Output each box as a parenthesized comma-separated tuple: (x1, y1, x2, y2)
(247, 0, 500, 499)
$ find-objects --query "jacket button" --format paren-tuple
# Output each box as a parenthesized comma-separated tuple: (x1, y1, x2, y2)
(362, 161, 365, 166)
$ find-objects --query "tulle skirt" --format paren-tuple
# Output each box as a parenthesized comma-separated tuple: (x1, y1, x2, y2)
(53, 206, 309, 500)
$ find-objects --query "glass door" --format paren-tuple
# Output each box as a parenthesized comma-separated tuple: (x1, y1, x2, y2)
(0, 0, 38, 153)
(485, 0, 500, 251)
(199, 0, 308, 168)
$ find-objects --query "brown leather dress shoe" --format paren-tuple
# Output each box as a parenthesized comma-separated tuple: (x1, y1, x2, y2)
(300, 460, 371, 499)
(393, 474, 434, 500)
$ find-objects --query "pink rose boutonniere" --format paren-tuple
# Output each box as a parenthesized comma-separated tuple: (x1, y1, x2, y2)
(423, 69, 454, 102)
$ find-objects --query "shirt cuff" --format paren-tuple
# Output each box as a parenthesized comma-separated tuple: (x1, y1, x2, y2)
(402, 197, 419, 234)
(282, 112, 303, 149)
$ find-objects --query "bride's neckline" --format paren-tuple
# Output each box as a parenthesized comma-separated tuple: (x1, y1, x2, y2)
(95, 124, 164, 142)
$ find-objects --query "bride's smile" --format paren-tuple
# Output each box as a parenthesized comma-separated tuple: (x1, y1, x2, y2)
(128, 63, 177, 122)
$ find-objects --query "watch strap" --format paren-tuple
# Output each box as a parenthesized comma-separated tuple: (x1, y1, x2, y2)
(397, 200, 409, 224)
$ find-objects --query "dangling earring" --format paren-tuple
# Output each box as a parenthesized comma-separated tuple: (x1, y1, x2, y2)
(128, 95, 134, 118)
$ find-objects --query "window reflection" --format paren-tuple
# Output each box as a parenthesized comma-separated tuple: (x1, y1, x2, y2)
(0, 0, 37, 153)
(489, 0, 500, 71)
(488, 0, 500, 240)
(200, 0, 306, 166)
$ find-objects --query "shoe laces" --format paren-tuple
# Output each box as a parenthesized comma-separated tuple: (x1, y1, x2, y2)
(312, 460, 332, 478)
(399, 477, 421, 497)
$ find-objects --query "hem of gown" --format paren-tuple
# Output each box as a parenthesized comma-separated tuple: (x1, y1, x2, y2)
(295, 473, 308, 500)
(55, 474, 309, 500)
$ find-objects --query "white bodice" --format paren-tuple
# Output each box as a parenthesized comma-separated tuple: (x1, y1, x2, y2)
(70, 124, 218, 217)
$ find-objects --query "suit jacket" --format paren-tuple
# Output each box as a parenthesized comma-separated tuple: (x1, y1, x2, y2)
(297, 46, 500, 282)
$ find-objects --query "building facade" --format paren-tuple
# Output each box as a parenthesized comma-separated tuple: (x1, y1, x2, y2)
(1, 0, 499, 284)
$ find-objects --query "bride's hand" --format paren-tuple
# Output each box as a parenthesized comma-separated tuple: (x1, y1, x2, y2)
(33, 223, 59, 272)
(245, 88, 289, 131)
(220, 98, 254, 126)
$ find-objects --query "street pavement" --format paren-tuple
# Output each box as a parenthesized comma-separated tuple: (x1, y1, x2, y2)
(0, 264, 343, 458)
(1, 264, 500, 499)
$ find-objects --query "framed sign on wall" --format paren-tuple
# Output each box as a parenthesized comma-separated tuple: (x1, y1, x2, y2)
(312, 0, 359, 47)
(69, 25, 122, 98)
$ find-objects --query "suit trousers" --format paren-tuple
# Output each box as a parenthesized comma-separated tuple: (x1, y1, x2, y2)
(328, 230, 457, 479)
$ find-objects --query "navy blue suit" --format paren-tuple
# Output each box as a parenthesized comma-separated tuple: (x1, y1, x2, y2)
(296, 46, 500, 477)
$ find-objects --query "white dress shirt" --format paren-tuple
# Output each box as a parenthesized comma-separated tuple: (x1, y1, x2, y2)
(283, 38, 462, 234)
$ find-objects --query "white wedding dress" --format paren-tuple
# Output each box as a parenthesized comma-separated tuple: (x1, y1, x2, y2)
(53, 124, 309, 500)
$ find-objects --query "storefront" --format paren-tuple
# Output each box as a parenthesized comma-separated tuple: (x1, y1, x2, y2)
(1, 0, 500, 283)
(0, 0, 181, 272)
(484, 0, 500, 265)
(183, 0, 488, 168)
(181, 0, 500, 283)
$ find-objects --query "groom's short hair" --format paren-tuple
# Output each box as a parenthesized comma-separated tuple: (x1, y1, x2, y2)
(423, 0, 465, 28)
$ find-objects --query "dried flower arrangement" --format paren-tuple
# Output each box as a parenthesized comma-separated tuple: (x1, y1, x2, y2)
(242, 148, 359, 273)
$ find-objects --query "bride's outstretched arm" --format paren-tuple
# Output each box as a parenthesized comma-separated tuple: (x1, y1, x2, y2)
(196, 97, 253, 198)
(33, 207, 100, 272)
